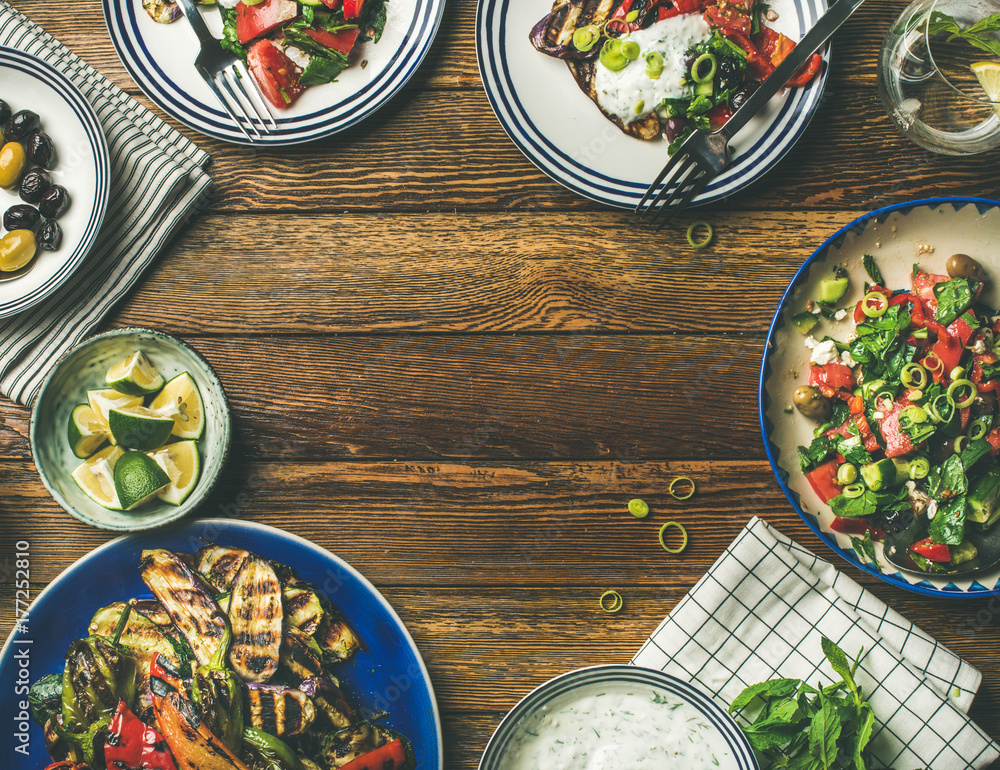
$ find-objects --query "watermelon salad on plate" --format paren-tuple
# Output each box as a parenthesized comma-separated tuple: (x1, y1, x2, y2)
(141, 0, 388, 109)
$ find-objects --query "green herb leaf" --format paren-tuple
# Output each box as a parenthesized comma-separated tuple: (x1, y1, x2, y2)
(830, 488, 878, 518)
(928, 494, 967, 545)
(862, 254, 885, 286)
(808, 694, 842, 769)
(729, 678, 801, 712)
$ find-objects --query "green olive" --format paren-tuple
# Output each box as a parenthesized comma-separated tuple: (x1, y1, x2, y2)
(792, 385, 832, 421)
(0, 141, 27, 189)
(946, 253, 987, 283)
(0, 229, 38, 272)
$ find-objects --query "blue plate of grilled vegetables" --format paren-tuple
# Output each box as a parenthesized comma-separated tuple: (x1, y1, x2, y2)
(0, 518, 442, 769)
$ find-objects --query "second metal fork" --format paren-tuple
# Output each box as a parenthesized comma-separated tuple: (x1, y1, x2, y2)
(175, 0, 276, 141)
(636, 0, 868, 228)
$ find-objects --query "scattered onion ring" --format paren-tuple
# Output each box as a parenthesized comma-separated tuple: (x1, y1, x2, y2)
(686, 221, 713, 249)
(669, 476, 696, 500)
(599, 589, 624, 612)
(658, 521, 688, 554)
(628, 498, 650, 518)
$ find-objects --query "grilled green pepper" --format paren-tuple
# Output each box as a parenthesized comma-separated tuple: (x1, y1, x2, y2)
(192, 618, 244, 752)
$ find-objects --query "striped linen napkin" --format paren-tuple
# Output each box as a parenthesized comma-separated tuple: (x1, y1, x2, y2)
(0, 2, 212, 405)
(632, 516, 1000, 769)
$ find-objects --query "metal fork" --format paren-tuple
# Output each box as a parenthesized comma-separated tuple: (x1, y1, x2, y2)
(636, 0, 867, 228)
(174, 0, 276, 141)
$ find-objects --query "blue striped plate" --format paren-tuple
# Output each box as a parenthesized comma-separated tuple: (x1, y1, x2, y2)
(479, 665, 758, 769)
(0, 47, 109, 318)
(476, 0, 829, 209)
(103, 0, 445, 145)
(760, 197, 1000, 597)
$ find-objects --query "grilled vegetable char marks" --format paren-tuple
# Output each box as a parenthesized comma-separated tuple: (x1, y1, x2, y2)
(140, 549, 228, 668)
(228, 556, 283, 682)
(245, 683, 316, 737)
(196, 544, 253, 592)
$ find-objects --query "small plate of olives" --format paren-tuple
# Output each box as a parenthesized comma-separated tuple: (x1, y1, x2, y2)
(759, 197, 1000, 598)
(0, 46, 109, 316)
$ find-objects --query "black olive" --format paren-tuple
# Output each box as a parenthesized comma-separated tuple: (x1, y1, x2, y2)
(874, 507, 914, 535)
(18, 169, 51, 204)
(0, 99, 10, 126)
(38, 185, 70, 219)
(5, 110, 39, 141)
(717, 57, 741, 89)
(3, 204, 41, 233)
(26, 131, 56, 169)
(730, 81, 759, 112)
(662, 117, 689, 143)
(37, 219, 62, 252)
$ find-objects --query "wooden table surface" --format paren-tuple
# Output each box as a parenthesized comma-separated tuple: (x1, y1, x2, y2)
(3, 0, 1000, 767)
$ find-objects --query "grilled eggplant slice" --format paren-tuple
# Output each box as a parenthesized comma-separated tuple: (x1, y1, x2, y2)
(130, 598, 175, 627)
(300, 677, 357, 730)
(530, 0, 620, 59)
(196, 544, 253, 592)
(140, 548, 228, 668)
(283, 584, 325, 634)
(318, 723, 390, 768)
(228, 556, 283, 682)
(281, 623, 324, 680)
(89, 602, 179, 667)
(245, 683, 316, 737)
(314, 606, 362, 663)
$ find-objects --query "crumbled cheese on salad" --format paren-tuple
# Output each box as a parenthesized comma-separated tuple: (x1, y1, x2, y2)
(804, 336, 841, 366)
(834, 309, 847, 321)
(840, 350, 858, 368)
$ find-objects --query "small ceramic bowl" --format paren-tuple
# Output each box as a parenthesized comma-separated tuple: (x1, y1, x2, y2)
(479, 665, 758, 770)
(30, 327, 231, 531)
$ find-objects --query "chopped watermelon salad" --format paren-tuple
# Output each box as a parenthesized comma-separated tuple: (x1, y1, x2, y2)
(793, 253, 1000, 573)
(142, 0, 388, 109)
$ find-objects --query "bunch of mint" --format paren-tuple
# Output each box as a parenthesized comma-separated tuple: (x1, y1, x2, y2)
(728, 637, 875, 769)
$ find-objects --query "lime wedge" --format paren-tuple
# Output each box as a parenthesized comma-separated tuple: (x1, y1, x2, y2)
(67, 404, 109, 459)
(105, 351, 165, 396)
(108, 406, 175, 451)
(71, 445, 125, 510)
(149, 372, 204, 440)
(113, 450, 170, 511)
(149, 440, 201, 505)
(87, 389, 144, 445)
(971, 60, 1000, 116)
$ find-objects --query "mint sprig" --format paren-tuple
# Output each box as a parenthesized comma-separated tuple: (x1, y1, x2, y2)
(921, 10, 1000, 58)
(729, 638, 875, 769)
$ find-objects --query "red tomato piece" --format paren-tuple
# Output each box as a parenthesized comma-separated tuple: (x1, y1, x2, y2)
(910, 537, 951, 562)
(343, 0, 365, 19)
(303, 27, 361, 56)
(235, 0, 299, 45)
(704, 5, 753, 35)
(848, 395, 864, 415)
(808, 363, 855, 398)
(806, 459, 842, 504)
(987, 427, 1000, 455)
(947, 313, 976, 348)
(672, 0, 705, 11)
(876, 400, 916, 458)
(320, 0, 342, 8)
(925, 325, 962, 378)
(785, 53, 823, 87)
(911, 271, 949, 314)
(829, 517, 887, 540)
(338, 739, 409, 770)
(247, 39, 304, 109)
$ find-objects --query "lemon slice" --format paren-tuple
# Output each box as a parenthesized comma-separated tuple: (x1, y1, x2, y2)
(149, 372, 204, 440)
(67, 404, 109, 459)
(108, 406, 175, 451)
(71, 445, 124, 510)
(113, 450, 171, 511)
(971, 60, 1000, 116)
(87, 389, 143, 445)
(105, 351, 165, 396)
(149, 440, 201, 505)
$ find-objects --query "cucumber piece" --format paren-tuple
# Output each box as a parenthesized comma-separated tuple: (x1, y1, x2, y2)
(694, 80, 713, 96)
(861, 458, 909, 491)
(950, 540, 978, 566)
(818, 275, 850, 305)
(968, 470, 1000, 529)
(791, 311, 818, 335)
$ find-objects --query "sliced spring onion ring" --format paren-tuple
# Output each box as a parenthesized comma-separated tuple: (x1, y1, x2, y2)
(604, 17, 628, 36)
(899, 405, 928, 426)
(923, 352, 944, 376)
(954, 436, 968, 454)
(621, 40, 641, 60)
(842, 483, 866, 499)
(837, 463, 858, 485)
(908, 388, 924, 402)
(668, 476, 695, 500)
(645, 51, 664, 79)
(599, 589, 624, 613)
(909, 457, 930, 480)
(624, 9, 639, 22)
(873, 393, 895, 413)
(572, 25, 600, 52)
(686, 221, 713, 249)
(599, 38, 629, 71)
(950, 366, 967, 381)
(948, 379, 977, 409)
(900, 362, 928, 390)
(691, 53, 717, 84)
(634, 100, 645, 114)
(929, 393, 955, 424)
(658, 522, 688, 554)
(970, 418, 989, 441)
(628, 498, 650, 518)
(861, 291, 888, 318)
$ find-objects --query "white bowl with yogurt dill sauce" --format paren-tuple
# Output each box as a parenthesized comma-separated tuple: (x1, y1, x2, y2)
(479, 665, 758, 770)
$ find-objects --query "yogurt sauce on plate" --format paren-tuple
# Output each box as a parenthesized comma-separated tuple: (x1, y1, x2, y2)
(594, 14, 712, 124)
(496, 680, 738, 769)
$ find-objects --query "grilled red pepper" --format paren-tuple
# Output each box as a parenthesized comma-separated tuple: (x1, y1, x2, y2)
(343, 0, 365, 19)
(718, 29, 774, 80)
(830, 517, 886, 540)
(910, 537, 951, 563)
(105, 700, 177, 770)
(339, 738, 409, 770)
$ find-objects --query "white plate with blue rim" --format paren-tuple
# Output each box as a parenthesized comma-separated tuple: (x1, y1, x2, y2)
(476, 0, 829, 209)
(479, 664, 758, 769)
(103, 0, 445, 145)
(0, 46, 109, 317)
(760, 197, 1000, 597)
